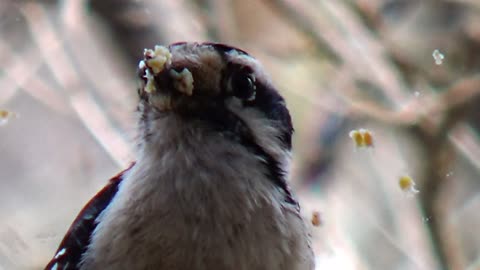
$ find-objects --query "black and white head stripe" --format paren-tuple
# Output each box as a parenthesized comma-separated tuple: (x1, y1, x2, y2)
(201, 43, 295, 205)
(139, 42, 296, 206)
(184, 100, 297, 207)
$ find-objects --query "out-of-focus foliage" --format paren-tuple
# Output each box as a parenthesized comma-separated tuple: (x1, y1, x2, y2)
(0, 0, 479, 269)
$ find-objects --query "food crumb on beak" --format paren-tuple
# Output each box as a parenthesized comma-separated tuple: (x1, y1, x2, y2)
(170, 68, 194, 96)
(144, 45, 172, 74)
(143, 69, 156, 94)
(141, 45, 173, 94)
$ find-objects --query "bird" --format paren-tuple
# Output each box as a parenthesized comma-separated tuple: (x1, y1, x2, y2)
(45, 42, 314, 270)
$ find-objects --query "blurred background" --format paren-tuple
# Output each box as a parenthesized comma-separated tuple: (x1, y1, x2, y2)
(1, 0, 480, 269)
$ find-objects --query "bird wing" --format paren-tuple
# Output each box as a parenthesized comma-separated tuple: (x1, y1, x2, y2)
(44, 163, 135, 270)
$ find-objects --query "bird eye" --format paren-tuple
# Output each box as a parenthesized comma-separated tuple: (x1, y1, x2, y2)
(227, 67, 256, 101)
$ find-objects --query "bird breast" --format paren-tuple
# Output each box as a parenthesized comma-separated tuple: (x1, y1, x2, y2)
(80, 117, 312, 270)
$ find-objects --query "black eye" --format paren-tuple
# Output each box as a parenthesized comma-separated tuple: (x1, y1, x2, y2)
(228, 68, 256, 101)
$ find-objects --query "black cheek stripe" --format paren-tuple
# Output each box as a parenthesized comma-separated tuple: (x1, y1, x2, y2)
(186, 103, 299, 208)
(247, 84, 294, 150)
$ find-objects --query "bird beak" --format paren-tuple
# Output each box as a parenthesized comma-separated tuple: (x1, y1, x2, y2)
(138, 45, 194, 111)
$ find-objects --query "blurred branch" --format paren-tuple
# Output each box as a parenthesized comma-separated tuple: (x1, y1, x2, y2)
(344, 75, 480, 130)
(264, 0, 339, 62)
(88, 0, 208, 64)
(449, 0, 480, 10)
(0, 35, 69, 113)
(265, 0, 409, 106)
(450, 124, 480, 173)
(204, 0, 238, 42)
(407, 77, 480, 270)
(70, 91, 133, 166)
(60, 0, 136, 132)
(21, 2, 132, 167)
(346, 74, 480, 269)
(269, 0, 480, 268)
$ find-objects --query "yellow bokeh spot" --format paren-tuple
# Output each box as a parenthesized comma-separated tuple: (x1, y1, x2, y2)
(399, 176, 413, 190)
(349, 129, 374, 148)
(0, 110, 9, 118)
(363, 131, 373, 147)
(399, 175, 419, 195)
(311, 211, 322, 227)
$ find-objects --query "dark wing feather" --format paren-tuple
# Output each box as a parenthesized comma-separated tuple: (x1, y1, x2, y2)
(44, 163, 135, 270)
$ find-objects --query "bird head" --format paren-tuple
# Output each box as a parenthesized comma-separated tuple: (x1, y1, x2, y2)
(136, 42, 293, 162)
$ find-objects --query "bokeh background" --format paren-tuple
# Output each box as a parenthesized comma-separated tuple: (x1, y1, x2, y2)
(1, 0, 480, 269)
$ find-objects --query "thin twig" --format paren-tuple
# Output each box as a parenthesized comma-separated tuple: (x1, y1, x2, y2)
(21, 2, 132, 167)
